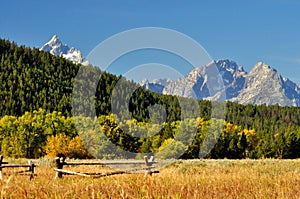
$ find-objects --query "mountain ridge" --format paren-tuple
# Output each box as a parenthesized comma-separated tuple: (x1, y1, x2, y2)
(143, 60, 300, 107)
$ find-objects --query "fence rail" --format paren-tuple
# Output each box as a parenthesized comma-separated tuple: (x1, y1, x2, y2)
(0, 155, 36, 180)
(54, 156, 159, 179)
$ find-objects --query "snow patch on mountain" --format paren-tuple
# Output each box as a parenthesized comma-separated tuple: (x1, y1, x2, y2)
(40, 35, 89, 66)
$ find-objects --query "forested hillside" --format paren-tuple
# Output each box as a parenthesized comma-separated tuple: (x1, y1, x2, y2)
(0, 39, 183, 121)
(0, 38, 300, 159)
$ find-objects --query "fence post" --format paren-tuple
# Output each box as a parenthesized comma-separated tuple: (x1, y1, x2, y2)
(0, 155, 3, 180)
(28, 160, 35, 180)
(144, 156, 152, 176)
(55, 156, 66, 179)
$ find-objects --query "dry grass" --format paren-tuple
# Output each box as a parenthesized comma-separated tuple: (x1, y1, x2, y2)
(0, 159, 300, 198)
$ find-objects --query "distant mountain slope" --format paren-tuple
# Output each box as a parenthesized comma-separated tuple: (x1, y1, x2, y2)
(142, 60, 300, 107)
(40, 35, 89, 65)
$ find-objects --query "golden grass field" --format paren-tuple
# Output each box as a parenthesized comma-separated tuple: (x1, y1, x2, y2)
(0, 159, 300, 198)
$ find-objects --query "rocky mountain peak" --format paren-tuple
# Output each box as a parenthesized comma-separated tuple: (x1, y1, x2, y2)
(40, 35, 89, 66)
(49, 35, 60, 44)
(251, 62, 277, 74)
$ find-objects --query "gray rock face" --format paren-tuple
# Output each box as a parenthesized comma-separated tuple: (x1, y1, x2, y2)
(233, 62, 300, 106)
(142, 59, 300, 107)
(141, 78, 173, 94)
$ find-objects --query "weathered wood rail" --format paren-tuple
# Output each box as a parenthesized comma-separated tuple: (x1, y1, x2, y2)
(54, 156, 159, 179)
(0, 155, 36, 180)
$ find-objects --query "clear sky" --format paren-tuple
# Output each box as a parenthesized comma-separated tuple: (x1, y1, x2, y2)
(1, 0, 300, 83)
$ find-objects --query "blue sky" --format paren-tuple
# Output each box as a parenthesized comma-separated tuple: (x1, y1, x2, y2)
(1, 0, 300, 83)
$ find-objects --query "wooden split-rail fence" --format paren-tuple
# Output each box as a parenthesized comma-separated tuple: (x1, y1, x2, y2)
(54, 156, 159, 179)
(0, 155, 159, 180)
(0, 155, 36, 180)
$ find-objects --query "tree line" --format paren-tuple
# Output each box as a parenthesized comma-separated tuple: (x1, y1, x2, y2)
(0, 108, 299, 159)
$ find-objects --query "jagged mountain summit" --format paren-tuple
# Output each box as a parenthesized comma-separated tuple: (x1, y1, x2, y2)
(162, 60, 246, 100)
(232, 62, 300, 106)
(40, 35, 89, 66)
(142, 60, 300, 107)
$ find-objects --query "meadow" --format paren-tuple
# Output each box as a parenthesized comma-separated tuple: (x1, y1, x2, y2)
(0, 159, 300, 198)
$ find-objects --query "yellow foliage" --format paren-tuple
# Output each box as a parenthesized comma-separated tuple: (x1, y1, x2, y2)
(45, 134, 91, 159)
(68, 136, 92, 159)
(44, 134, 70, 157)
(225, 122, 239, 135)
(196, 117, 205, 128)
(240, 129, 256, 138)
(159, 138, 174, 149)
